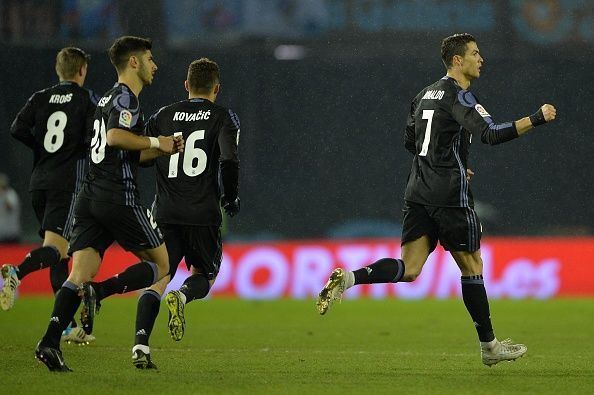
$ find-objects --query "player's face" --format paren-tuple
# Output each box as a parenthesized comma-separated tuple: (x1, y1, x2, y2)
(460, 41, 483, 80)
(138, 50, 158, 86)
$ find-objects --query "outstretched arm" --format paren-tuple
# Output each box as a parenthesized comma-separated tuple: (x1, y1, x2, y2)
(513, 104, 557, 136)
(106, 128, 177, 153)
(139, 135, 184, 163)
(479, 103, 557, 144)
(453, 90, 557, 145)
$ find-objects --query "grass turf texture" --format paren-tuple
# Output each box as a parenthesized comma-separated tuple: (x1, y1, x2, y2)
(1, 298, 593, 394)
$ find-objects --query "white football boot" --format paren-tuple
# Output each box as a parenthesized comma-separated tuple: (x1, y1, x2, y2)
(0, 264, 20, 311)
(61, 326, 96, 345)
(481, 338, 527, 366)
(316, 268, 348, 315)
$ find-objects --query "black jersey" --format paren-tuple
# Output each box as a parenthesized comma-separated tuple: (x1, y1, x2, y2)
(81, 83, 145, 206)
(10, 81, 97, 193)
(146, 98, 240, 226)
(403, 76, 519, 208)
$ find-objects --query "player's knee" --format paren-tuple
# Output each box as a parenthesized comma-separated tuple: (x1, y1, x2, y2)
(455, 252, 483, 276)
(401, 272, 419, 282)
(150, 275, 170, 294)
(155, 260, 170, 280)
(66, 270, 92, 287)
(401, 264, 423, 282)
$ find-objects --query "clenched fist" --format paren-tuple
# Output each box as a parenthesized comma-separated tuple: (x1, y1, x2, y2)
(541, 104, 556, 122)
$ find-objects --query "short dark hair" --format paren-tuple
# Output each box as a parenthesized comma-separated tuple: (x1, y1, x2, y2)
(187, 58, 220, 93)
(108, 36, 152, 72)
(441, 33, 476, 69)
(55, 47, 90, 79)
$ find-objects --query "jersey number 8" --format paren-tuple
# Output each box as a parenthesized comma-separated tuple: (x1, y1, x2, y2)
(168, 130, 207, 178)
(44, 111, 67, 153)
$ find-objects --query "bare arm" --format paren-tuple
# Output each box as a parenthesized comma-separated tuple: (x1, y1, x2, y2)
(514, 104, 557, 136)
(107, 128, 154, 150)
(139, 148, 164, 163)
(106, 128, 180, 154)
(139, 135, 184, 163)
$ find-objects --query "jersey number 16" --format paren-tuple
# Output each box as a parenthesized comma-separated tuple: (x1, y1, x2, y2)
(168, 130, 208, 178)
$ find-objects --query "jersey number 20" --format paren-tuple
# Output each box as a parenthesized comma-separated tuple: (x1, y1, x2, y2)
(168, 130, 208, 178)
(90, 118, 107, 164)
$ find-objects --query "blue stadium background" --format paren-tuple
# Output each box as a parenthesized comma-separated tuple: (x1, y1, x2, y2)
(0, 0, 592, 242)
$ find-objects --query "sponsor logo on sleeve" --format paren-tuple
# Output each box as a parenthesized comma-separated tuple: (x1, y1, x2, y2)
(119, 110, 132, 128)
(474, 104, 491, 118)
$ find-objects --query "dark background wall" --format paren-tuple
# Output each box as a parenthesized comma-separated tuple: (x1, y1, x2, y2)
(0, 0, 592, 241)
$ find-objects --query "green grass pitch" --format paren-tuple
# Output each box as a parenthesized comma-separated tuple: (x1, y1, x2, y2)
(1, 297, 593, 394)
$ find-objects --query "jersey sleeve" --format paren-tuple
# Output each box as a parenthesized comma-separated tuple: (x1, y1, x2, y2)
(106, 91, 141, 133)
(404, 99, 417, 154)
(84, 92, 98, 147)
(452, 90, 518, 145)
(89, 90, 100, 106)
(218, 109, 240, 201)
(10, 93, 38, 149)
(144, 108, 164, 138)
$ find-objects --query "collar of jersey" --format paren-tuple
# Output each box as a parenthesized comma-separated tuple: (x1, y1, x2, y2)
(441, 75, 462, 88)
(114, 82, 133, 93)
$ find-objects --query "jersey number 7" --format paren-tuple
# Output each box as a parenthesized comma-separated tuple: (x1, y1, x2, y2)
(419, 110, 434, 157)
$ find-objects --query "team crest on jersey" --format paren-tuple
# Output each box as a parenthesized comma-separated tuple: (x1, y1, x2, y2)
(474, 104, 491, 118)
(119, 110, 133, 128)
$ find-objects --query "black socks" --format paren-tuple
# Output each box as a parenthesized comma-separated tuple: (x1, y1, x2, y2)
(134, 290, 161, 347)
(50, 258, 70, 294)
(353, 258, 405, 285)
(95, 261, 158, 301)
(461, 275, 495, 342)
(41, 281, 81, 349)
(179, 274, 210, 303)
(16, 246, 61, 280)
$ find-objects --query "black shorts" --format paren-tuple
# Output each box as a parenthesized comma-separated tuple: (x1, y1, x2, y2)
(31, 189, 77, 240)
(401, 201, 482, 253)
(160, 224, 222, 281)
(68, 197, 164, 256)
